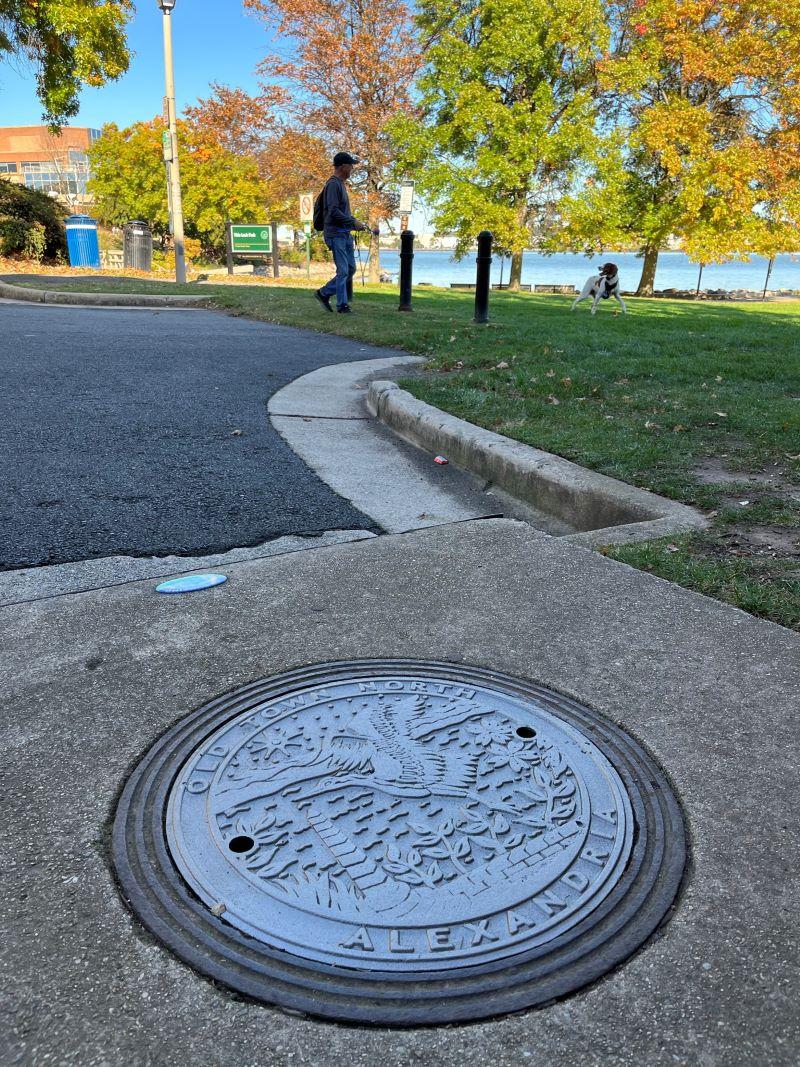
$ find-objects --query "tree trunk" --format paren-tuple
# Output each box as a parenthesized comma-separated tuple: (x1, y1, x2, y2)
(367, 229, 380, 284)
(636, 243, 659, 295)
(507, 193, 528, 291)
(508, 251, 523, 290)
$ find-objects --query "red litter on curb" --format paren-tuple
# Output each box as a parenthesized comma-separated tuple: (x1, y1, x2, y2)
(434, 455, 449, 465)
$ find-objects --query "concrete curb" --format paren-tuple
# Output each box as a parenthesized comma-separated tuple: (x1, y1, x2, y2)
(367, 381, 708, 547)
(0, 277, 208, 308)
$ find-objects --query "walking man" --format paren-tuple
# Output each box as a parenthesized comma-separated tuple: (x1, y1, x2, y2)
(315, 152, 378, 315)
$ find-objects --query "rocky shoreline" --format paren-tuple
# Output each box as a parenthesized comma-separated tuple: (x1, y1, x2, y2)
(622, 286, 800, 301)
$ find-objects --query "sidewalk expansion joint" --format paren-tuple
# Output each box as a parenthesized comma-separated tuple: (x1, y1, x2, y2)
(269, 413, 371, 421)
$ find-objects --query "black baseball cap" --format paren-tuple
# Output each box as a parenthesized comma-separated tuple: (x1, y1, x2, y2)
(333, 151, 359, 166)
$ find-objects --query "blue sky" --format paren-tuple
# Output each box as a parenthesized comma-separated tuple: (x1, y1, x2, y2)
(0, 0, 266, 128)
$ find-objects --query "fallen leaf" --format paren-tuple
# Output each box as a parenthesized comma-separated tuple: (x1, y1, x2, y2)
(645, 419, 660, 429)
(715, 375, 723, 382)
(495, 361, 509, 369)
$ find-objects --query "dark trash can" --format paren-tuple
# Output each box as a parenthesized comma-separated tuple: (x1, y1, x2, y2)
(123, 220, 153, 271)
(65, 215, 101, 269)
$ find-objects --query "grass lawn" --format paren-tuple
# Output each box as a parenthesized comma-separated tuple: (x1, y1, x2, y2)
(17, 275, 799, 629)
(218, 285, 800, 630)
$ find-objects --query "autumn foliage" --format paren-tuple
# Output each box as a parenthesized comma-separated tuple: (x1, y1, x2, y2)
(242, 0, 422, 279)
(554, 0, 800, 292)
(87, 118, 270, 256)
(185, 85, 331, 226)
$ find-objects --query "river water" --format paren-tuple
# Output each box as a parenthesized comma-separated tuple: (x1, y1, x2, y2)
(369, 249, 800, 292)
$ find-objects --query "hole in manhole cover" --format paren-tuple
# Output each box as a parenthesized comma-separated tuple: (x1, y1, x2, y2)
(113, 660, 685, 1025)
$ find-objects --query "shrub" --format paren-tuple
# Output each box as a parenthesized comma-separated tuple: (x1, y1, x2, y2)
(0, 218, 47, 261)
(0, 181, 66, 258)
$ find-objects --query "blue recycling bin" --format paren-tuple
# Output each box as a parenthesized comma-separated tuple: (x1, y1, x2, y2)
(65, 215, 101, 269)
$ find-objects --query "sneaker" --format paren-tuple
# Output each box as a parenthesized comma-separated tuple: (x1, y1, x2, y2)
(337, 304, 353, 314)
(314, 289, 333, 312)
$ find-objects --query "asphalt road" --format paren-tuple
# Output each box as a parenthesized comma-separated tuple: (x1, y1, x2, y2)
(0, 303, 382, 570)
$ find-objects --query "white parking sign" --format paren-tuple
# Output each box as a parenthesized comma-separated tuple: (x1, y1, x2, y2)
(299, 193, 314, 223)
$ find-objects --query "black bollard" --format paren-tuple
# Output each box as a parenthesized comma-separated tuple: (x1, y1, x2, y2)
(474, 230, 493, 323)
(398, 229, 415, 311)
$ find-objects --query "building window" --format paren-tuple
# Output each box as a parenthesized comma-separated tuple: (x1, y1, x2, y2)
(0, 162, 18, 173)
(20, 160, 88, 196)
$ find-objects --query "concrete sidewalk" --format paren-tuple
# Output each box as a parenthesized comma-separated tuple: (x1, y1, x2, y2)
(2, 519, 798, 1067)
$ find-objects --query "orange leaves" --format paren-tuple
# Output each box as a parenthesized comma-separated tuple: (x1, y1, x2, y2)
(243, 0, 422, 226)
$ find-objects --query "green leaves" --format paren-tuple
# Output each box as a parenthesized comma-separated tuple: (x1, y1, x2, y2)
(87, 118, 271, 255)
(392, 0, 607, 263)
(0, 0, 132, 125)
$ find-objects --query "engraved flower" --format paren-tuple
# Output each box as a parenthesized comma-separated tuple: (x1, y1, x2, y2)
(466, 718, 513, 747)
(483, 738, 540, 773)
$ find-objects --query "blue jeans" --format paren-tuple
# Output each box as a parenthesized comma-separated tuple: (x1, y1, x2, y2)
(320, 233, 356, 306)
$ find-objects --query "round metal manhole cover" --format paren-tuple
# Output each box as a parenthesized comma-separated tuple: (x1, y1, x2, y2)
(113, 661, 685, 1024)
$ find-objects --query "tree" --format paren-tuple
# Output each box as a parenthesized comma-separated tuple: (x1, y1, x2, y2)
(185, 84, 331, 230)
(555, 0, 800, 294)
(0, 0, 131, 125)
(87, 119, 270, 257)
(243, 0, 421, 281)
(391, 0, 608, 289)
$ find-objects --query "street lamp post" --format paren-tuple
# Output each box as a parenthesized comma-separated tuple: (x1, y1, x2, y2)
(157, 0, 187, 284)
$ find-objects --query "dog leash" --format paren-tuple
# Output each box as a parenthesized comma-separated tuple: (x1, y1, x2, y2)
(354, 230, 367, 287)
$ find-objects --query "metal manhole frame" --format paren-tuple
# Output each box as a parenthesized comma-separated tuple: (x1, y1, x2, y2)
(111, 659, 687, 1026)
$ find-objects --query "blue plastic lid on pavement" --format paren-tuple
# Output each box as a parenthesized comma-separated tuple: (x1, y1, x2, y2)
(156, 573, 228, 594)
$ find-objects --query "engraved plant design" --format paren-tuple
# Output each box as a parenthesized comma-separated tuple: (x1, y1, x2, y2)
(374, 726, 580, 889)
(381, 843, 449, 888)
(233, 810, 297, 883)
(513, 750, 577, 825)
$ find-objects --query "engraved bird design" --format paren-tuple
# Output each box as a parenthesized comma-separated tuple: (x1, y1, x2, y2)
(217, 694, 537, 823)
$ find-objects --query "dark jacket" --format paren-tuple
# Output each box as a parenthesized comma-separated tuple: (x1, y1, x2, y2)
(323, 176, 359, 237)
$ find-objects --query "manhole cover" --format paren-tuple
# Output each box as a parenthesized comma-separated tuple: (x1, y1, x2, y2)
(113, 660, 685, 1025)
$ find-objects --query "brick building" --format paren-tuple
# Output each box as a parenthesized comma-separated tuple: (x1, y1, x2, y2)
(0, 126, 102, 206)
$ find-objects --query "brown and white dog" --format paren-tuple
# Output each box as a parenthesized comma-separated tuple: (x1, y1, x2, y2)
(571, 262, 627, 314)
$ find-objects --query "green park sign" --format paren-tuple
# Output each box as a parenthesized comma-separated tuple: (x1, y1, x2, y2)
(229, 225, 272, 254)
